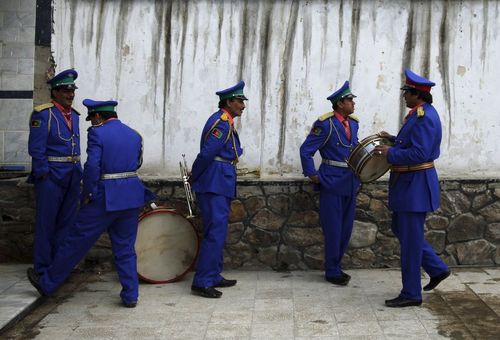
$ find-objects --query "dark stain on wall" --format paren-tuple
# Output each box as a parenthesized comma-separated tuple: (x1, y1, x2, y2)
(237, 0, 249, 82)
(438, 2, 451, 147)
(178, 1, 189, 92)
(68, 0, 77, 67)
(161, 2, 173, 166)
(301, 2, 312, 66)
(277, 1, 299, 173)
(349, 0, 361, 79)
(480, 0, 488, 69)
(400, 3, 414, 125)
(339, 0, 344, 47)
(114, 1, 132, 97)
(421, 1, 432, 77)
(259, 2, 272, 169)
(95, 1, 106, 65)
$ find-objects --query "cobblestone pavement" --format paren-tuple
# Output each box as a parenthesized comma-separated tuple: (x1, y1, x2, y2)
(2, 264, 500, 339)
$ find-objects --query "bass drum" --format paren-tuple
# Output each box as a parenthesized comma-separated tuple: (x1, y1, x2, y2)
(136, 208, 200, 283)
(348, 134, 394, 183)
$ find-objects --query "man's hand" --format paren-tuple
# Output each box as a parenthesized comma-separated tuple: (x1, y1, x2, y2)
(373, 144, 390, 157)
(377, 131, 393, 139)
(309, 175, 320, 184)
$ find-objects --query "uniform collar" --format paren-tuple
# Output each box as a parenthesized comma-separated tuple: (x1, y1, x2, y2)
(52, 100, 72, 115)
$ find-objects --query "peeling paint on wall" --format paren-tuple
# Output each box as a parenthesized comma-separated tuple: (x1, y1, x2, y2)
(52, 0, 500, 178)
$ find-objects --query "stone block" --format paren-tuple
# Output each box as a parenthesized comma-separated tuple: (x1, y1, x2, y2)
(3, 11, 35, 28)
(439, 190, 471, 216)
(425, 230, 446, 253)
(237, 185, 264, 199)
(0, 1, 20, 11)
(350, 221, 377, 248)
(426, 215, 449, 230)
(350, 248, 376, 268)
(243, 227, 279, 247)
(485, 223, 500, 242)
(277, 245, 302, 269)
(303, 245, 323, 269)
(243, 196, 266, 217)
(287, 210, 319, 227)
(256, 246, 278, 267)
(0, 27, 18, 41)
(472, 191, 495, 210)
(226, 222, 245, 244)
(448, 213, 485, 243)
(250, 208, 286, 231)
(290, 191, 314, 211)
(18, 26, 35, 43)
(20, 0, 36, 13)
(0, 98, 33, 130)
(282, 226, 323, 247)
(0, 73, 33, 90)
(4, 131, 29, 162)
(478, 201, 500, 223)
(229, 200, 246, 223)
(455, 239, 495, 265)
(18, 58, 33, 74)
(0, 58, 18, 72)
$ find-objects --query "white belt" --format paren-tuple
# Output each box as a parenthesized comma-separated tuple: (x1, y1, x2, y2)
(47, 155, 80, 163)
(101, 171, 138, 180)
(322, 159, 348, 168)
(214, 156, 237, 165)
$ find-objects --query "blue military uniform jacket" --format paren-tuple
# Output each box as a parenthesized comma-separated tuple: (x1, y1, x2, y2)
(27, 103, 82, 182)
(300, 112, 360, 196)
(191, 110, 243, 198)
(387, 103, 441, 212)
(83, 119, 147, 211)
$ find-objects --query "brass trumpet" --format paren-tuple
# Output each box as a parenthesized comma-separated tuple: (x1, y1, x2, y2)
(179, 154, 195, 218)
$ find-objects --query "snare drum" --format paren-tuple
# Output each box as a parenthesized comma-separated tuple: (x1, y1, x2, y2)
(347, 134, 394, 183)
(135, 208, 200, 283)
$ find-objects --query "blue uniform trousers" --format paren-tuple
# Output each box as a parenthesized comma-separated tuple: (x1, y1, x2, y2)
(33, 168, 81, 273)
(391, 212, 449, 300)
(192, 192, 231, 287)
(38, 195, 140, 303)
(320, 190, 356, 278)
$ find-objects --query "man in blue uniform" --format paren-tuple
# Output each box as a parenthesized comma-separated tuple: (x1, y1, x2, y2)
(190, 81, 246, 298)
(28, 69, 82, 274)
(374, 69, 450, 307)
(27, 99, 151, 308)
(299, 81, 360, 286)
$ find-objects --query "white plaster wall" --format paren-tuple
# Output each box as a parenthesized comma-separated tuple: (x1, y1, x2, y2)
(52, 0, 500, 179)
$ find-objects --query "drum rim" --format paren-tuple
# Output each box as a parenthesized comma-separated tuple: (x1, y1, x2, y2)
(137, 207, 200, 284)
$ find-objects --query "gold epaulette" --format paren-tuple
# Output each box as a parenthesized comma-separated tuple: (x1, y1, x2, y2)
(348, 114, 359, 122)
(417, 106, 425, 118)
(33, 103, 53, 112)
(220, 112, 229, 121)
(318, 111, 334, 121)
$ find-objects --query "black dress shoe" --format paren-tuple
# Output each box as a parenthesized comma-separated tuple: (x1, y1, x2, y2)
(191, 285, 222, 298)
(27, 268, 46, 296)
(213, 278, 237, 288)
(122, 300, 137, 308)
(325, 275, 350, 286)
(423, 271, 450, 291)
(385, 296, 422, 308)
(341, 271, 351, 280)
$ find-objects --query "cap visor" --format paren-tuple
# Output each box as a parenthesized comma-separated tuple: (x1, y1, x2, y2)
(400, 85, 413, 91)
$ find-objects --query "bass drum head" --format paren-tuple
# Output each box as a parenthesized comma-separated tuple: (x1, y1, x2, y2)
(348, 134, 393, 183)
(136, 208, 200, 284)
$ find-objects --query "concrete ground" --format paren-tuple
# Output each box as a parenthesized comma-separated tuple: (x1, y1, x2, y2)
(1, 264, 500, 339)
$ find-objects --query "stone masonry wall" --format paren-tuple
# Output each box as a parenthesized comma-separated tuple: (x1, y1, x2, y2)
(1, 177, 499, 270)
